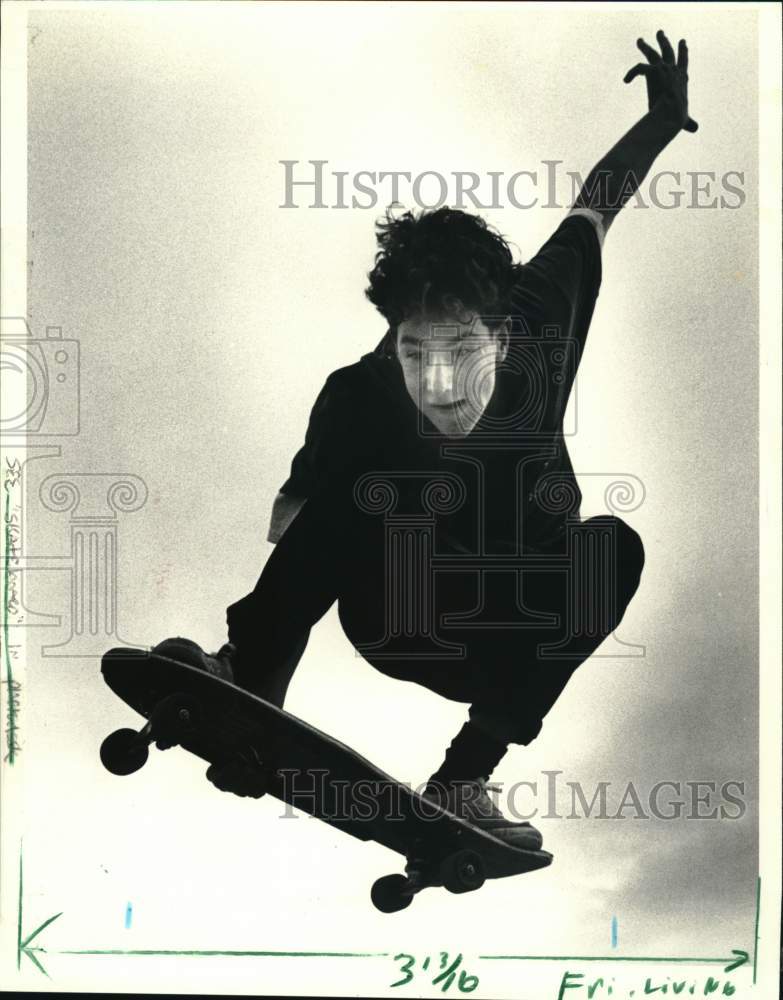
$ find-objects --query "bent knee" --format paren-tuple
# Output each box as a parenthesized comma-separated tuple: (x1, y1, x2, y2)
(579, 515, 645, 612)
(606, 517, 645, 618)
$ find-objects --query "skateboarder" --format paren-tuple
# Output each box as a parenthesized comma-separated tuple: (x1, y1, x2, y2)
(155, 31, 694, 849)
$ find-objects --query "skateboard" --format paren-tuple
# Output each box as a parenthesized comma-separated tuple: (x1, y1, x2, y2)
(100, 647, 553, 912)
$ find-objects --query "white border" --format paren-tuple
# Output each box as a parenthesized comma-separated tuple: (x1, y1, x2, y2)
(755, 2, 782, 993)
(0, 1, 780, 994)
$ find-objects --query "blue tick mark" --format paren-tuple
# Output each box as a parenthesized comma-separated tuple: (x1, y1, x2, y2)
(611, 915, 618, 948)
(125, 902, 133, 929)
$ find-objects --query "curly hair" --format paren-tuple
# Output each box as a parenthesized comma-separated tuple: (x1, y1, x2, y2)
(365, 205, 519, 331)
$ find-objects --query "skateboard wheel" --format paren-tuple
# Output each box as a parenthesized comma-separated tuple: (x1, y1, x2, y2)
(100, 728, 149, 776)
(440, 849, 485, 894)
(370, 874, 413, 913)
(150, 693, 201, 746)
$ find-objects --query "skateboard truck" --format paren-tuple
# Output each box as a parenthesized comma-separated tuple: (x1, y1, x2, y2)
(100, 692, 203, 775)
(370, 838, 486, 912)
(101, 691, 271, 798)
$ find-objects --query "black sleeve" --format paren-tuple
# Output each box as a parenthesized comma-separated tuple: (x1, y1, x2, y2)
(278, 374, 352, 499)
(494, 215, 603, 436)
(510, 214, 602, 346)
(278, 378, 330, 498)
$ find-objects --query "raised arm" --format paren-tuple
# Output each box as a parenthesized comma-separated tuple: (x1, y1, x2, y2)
(575, 30, 697, 235)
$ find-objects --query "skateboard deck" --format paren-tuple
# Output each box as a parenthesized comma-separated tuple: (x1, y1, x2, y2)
(100, 647, 553, 910)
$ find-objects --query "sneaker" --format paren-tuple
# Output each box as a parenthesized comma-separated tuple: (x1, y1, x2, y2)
(151, 636, 237, 684)
(423, 777, 543, 851)
(151, 637, 269, 797)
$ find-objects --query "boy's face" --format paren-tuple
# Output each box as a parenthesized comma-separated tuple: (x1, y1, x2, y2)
(396, 313, 509, 437)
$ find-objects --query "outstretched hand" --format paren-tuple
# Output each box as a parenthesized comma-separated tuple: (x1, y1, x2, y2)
(624, 29, 698, 134)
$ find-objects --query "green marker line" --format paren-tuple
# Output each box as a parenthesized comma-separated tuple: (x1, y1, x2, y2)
(3, 488, 16, 764)
(20, 911, 64, 951)
(43, 949, 389, 958)
(24, 948, 50, 979)
(479, 952, 747, 969)
(752, 875, 761, 984)
(16, 848, 23, 970)
(479, 955, 718, 962)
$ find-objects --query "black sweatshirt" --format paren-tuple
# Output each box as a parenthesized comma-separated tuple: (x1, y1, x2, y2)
(279, 214, 602, 554)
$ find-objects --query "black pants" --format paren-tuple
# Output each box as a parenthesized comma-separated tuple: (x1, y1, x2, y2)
(226, 482, 644, 746)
